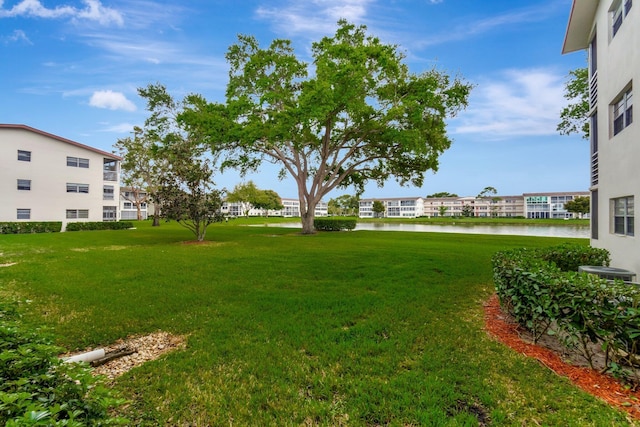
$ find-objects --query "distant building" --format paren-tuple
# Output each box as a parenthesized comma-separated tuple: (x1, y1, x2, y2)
(359, 197, 425, 218)
(120, 187, 154, 220)
(0, 124, 121, 224)
(423, 195, 525, 218)
(563, 0, 639, 273)
(221, 198, 328, 217)
(359, 192, 589, 219)
(523, 192, 590, 219)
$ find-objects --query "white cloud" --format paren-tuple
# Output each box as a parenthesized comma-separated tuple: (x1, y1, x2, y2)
(0, 0, 123, 26)
(256, 0, 373, 37)
(89, 90, 136, 111)
(452, 68, 567, 139)
(1, 29, 31, 44)
(417, 3, 560, 47)
(100, 122, 138, 133)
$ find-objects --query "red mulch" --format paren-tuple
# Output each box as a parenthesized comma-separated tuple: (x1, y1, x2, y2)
(484, 294, 640, 419)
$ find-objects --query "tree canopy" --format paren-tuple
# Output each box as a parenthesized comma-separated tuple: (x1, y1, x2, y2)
(564, 196, 590, 217)
(115, 127, 161, 223)
(427, 192, 458, 198)
(328, 194, 360, 216)
(557, 67, 589, 139)
(130, 84, 225, 241)
(196, 20, 471, 234)
(227, 181, 283, 216)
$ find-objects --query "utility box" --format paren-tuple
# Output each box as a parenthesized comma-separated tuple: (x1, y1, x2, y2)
(578, 265, 637, 283)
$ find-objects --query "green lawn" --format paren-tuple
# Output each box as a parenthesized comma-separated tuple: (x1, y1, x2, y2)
(0, 220, 633, 426)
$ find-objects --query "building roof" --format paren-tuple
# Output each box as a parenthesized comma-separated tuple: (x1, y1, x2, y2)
(359, 196, 424, 202)
(0, 123, 121, 160)
(562, 0, 598, 54)
(523, 191, 589, 197)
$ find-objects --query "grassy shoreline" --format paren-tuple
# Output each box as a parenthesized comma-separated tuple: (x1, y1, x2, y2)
(0, 220, 629, 426)
(224, 215, 590, 227)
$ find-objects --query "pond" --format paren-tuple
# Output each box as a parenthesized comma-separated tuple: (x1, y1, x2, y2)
(264, 222, 589, 238)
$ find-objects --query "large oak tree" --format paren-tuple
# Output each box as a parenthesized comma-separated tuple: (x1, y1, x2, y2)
(200, 21, 471, 233)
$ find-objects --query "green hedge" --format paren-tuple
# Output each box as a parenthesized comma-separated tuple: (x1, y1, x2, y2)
(493, 244, 640, 384)
(0, 222, 62, 234)
(66, 221, 134, 232)
(314, 218, 357, 231)
(0, 298, 127, 426)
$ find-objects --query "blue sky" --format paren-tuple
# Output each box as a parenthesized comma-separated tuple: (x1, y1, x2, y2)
(0, 0, 587, 199)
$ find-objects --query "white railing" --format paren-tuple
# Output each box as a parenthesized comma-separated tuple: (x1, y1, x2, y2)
(589, 70, 598, 110)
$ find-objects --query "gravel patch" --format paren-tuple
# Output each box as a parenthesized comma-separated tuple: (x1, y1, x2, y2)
(83, 331, 186, 379)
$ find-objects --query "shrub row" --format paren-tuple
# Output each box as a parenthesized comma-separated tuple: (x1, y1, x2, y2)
(493, 244, 640, 384)
(0, 298, 127, 426)
(66, 221, 134, 232)
(0, 222, 62, 234)
(314, 218, 357, 231)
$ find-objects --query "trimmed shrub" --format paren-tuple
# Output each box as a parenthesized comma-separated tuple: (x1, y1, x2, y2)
(66, 221, 134, 232)
(493, 244, 640, 384)
(0, 222, 62, 234)
(314, 218, 357, 231)
(0, 298, 127, 426)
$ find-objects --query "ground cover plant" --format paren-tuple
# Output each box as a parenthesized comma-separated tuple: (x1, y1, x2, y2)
(0, 297, 126, 426)
(0, 221, 636, 425)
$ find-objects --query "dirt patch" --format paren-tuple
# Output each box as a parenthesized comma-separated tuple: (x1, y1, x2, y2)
(65, 331, 186, 380)
(484, 294, 640, 420)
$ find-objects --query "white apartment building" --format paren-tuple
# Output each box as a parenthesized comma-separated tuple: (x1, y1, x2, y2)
(359, 197, 425, 218)
(360, 192, 587, 218)
(1, 124, 121, 224)
(524, 192, 590, 219)
(423, 196, 526, 218)
(120, 187, 153, 220)
(222, 198, 329, 217)
(563, 0, 639, 273)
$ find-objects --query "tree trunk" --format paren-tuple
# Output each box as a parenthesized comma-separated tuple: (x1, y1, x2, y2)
(301, 212, 315, 234)
(300, 195, 318, 234)
(153, 214, 160, 227)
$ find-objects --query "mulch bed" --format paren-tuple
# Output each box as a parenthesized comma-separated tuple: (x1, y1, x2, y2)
(483, 294, 640, 419)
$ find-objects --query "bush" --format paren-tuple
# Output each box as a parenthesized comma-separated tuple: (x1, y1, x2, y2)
(0, 222, 62, 234)
(314, 218, 357, 231)
(0, 298, 127, 426)
(493, 244, 640, 384)
(66, 221, 134, 232)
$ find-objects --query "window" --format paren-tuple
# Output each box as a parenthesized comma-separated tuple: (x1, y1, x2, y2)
(66, 209, 89, 219)
(613, 88, 632, 135)
(67, 156, 90, 168)
(103, 159, 117, 181)
(123, 202, 133, 209)
(67, 183, 89, 193)
(17, 150, 31, 162)
(17, 209, 30, 220)
(103, 185, 114, 200)
(613, 196, 634, 236)
(17, 179, 31, 190)
(103, 206, 117, 221)
(612, 0, 632, 37)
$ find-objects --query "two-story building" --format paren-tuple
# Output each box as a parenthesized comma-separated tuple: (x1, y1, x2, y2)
(0, 124, 121, 225)
(563, 0, 639, 273)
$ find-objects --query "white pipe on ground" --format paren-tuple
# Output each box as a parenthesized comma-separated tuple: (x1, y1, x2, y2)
(63, 348, 106, 363)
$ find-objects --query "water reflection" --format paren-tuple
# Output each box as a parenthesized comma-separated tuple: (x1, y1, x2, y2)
(267, 222, 589, 238)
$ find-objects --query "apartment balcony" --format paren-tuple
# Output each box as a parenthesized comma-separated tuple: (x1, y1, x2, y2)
(589, 70, 598, 111)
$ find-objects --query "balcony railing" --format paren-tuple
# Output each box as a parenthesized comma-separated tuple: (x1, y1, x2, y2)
(589, 70, 598, 110)
(103, 171, 117, 181)
(591, 152, 599, 186)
